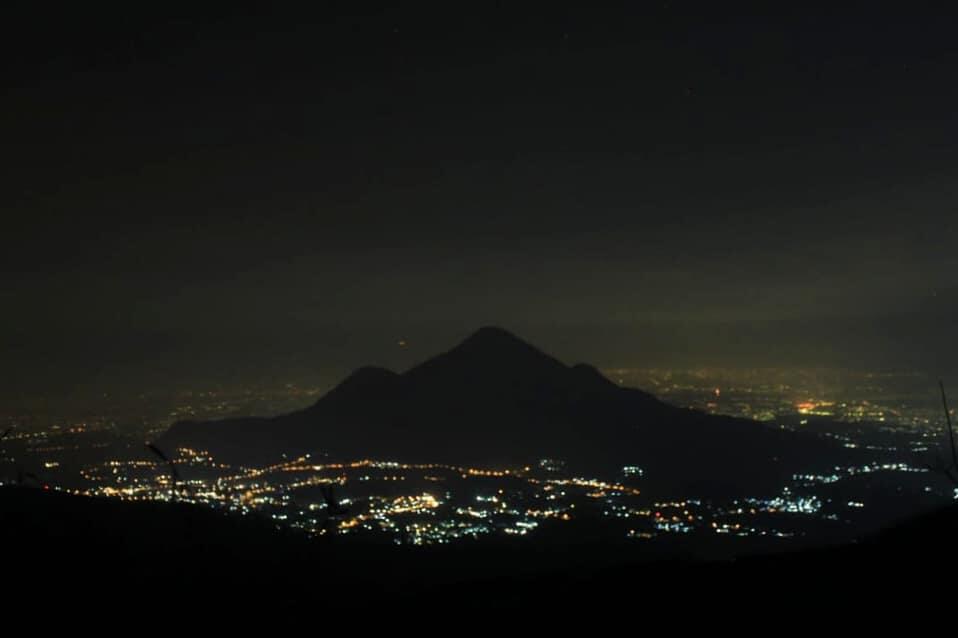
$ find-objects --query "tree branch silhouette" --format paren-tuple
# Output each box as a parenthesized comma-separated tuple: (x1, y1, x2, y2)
(146, 442, 184, 500)
(927, 381, 958, 486)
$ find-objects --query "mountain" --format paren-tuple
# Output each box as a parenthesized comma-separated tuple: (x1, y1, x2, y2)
(158, 326, 851, 496)
(4, 485, 950, 613)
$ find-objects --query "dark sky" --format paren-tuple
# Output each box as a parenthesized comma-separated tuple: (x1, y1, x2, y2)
(4, 3, 958, 399)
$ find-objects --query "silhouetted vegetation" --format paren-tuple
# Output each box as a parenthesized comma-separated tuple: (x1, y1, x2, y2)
(926, 381, 958, 485)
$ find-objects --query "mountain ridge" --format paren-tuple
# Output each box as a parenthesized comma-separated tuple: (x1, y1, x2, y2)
(158, 326, 854, 497)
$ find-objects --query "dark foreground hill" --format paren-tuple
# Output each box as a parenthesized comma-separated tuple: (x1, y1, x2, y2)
(1, 487, 954, 616)
(159, 327, 854, 497)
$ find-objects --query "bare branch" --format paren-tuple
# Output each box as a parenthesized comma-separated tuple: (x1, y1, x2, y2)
(146, 442, 182, 497)
(941, 380, 958, 473)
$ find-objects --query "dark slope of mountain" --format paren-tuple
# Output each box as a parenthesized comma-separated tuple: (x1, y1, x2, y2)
(159, 327, 852, 496)
(741, 501, 958, 576)
(4, 487, 954, 614)
(0, 486, 314, 607)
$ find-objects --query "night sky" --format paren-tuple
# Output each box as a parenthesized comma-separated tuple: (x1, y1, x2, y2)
(4, 4, 958, 401)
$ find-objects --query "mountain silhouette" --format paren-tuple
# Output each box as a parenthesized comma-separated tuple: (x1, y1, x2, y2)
(6, 485, 952, 611)
(159, 326, 852, 496)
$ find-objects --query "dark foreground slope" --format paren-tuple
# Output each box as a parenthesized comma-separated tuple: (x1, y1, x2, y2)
(159, 327, 853, 497)
(3, 487, 954, 616)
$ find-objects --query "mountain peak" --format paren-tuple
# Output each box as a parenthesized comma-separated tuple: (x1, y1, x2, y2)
(461, 325, 529, 347)
(403, 326, 567, 381)
(450, 326, 559, 362)
(322, 365, 401, 404)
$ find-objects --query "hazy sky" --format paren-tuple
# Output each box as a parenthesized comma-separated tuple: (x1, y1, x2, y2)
(4, 4, 958, 398)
